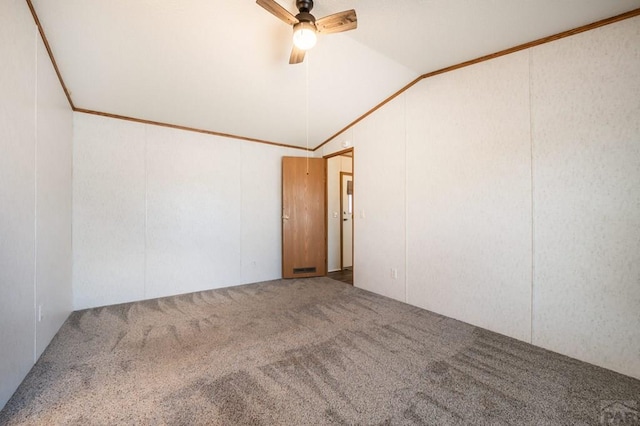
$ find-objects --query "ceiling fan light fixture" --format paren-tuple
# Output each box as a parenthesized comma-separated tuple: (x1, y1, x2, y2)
(292, 21, 317, 50)
(256, 0, 357, 63)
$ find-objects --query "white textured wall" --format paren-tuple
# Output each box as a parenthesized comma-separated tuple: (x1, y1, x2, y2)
(0, 0, 37, 409)
(73, 115, 146, 308)
(0, 0, 73, 409)
(145, 126, 242, 299)
(406, 52, 533, 342)
(240, 142, 293, 284)
(73, 113, 301, 309)
(35, 37, 73, 358)
(530, 18, 640, 378)
(320, 16, 640, 379)
(354, 97, 407, 302)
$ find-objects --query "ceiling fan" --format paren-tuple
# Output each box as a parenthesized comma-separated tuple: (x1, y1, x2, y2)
(256, 0, 357, 64)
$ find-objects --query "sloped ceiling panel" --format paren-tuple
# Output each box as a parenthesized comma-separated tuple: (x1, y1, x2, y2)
(30, 0, 640, 148)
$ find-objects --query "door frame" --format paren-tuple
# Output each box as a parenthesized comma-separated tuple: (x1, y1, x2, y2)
(323, 148, 354, 277)
(339, 171, 353, 270)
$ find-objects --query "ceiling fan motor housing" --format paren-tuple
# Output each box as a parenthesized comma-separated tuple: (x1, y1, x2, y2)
(296, 0, 314, 13)
(295, 11, 316, 26)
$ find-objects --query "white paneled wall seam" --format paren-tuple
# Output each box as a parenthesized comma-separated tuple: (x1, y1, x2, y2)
(239, 139, 244, 284)
(33, 25, 39, 363)
(143, 124, 148, 299)
(403, 92, 409, 305)
(528, 47, 536, 345)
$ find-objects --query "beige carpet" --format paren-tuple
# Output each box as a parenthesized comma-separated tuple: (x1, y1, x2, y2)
(1, 277, 638, 425)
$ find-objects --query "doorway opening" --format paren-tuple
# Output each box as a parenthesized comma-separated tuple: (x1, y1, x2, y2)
(325, 149, 354, 285)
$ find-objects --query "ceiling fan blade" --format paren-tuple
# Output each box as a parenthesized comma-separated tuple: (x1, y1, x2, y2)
(316, 9, 357, 34)
(289, 45, 306, 64)
(256, 0, 298, 25)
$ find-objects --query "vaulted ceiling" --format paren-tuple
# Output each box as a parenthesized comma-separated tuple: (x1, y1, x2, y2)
(30, 0, 640, 149)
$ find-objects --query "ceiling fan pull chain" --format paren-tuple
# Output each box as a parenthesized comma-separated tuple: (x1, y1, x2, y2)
(306, 52, 310, 175)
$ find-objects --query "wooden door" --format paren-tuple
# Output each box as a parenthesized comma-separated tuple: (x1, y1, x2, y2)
(282, 156, 326, 278)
